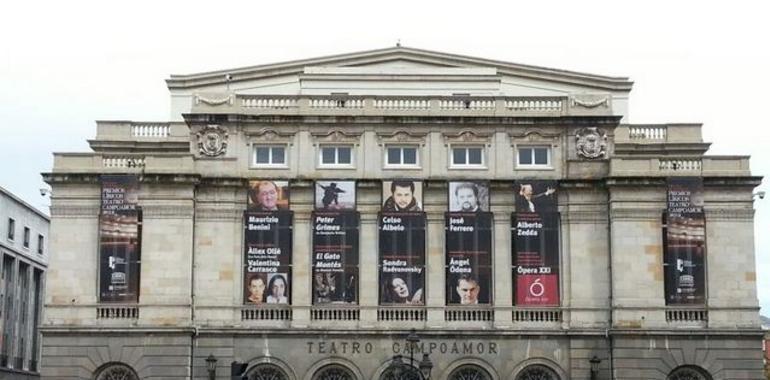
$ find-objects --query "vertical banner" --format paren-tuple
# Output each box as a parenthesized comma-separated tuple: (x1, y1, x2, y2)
(512, 181, 560, 306)
(312, 181, 359, 304)
(664, 178, 706, 305)
(446, 182, 492, 305)
(379, 180, 425, 305)
(99, 175, 141, 303)
(244, 180, 292, 305)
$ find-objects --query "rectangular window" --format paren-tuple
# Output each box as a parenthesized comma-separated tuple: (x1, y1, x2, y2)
(385, 146, 419, 167)
(319, 146, 353, 167)
(253, 145, 286, 167)
(37, 235, 44, 254)
(517, 146, 551, 168)
(7, 218, 14, 241)
(23, 227, 30, 249)
(450, 146, 485, 168)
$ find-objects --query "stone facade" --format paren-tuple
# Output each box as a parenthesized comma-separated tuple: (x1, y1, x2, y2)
(42, 47, 764, 379)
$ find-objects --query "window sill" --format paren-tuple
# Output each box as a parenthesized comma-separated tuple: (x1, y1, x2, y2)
(449, 165, 488, 170)
(516, 165, 554, 171)
(317, 165, 356, 170)
(383, 165, 422, 170)
(250, 164, 290, 170)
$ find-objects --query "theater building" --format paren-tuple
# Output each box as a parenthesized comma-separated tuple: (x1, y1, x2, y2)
(42, 47, 765, 379)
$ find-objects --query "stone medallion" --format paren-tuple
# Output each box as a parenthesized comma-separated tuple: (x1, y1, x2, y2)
(575, 127, 607, 159)
(197, 124, 229, 157)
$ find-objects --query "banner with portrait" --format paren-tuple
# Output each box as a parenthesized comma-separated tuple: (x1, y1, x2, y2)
(244, 180, 292, 305)
(379, 180, 426, 305)
(445, 181, 492, 305)
(315, 180, 356, 211)
(512, 180, 560, 306)
(664, 177, 706, 305)
(312, 210, 359, 304)
(98, 175, 141, 303)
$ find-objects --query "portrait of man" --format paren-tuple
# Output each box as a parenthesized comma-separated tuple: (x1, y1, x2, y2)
(315, 181, 356, 210)
(382, 180, 422, 212)
(455, 274, 481, 305)
(248, 180, 289, 211)
(449, 181, 489, 212)
(515, 182, 556, 213)
(245, 273, 267, 305)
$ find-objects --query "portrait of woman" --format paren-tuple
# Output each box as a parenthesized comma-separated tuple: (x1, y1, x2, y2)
(266, 273, 289, 304)
(381, 275, 423, 305)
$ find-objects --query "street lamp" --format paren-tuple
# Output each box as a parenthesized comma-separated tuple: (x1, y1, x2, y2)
(383, 330, 433, 380)
(206, 353, 218, 380)
(589, 356, 601, 380)
(418, 353, 433, 380)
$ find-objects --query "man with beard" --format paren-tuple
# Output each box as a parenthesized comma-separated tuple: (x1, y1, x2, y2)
(383, 180, 421, 212)
(454, 182, 482, 212)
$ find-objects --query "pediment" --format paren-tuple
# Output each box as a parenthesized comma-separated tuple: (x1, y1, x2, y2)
(167, 46, 632, 92)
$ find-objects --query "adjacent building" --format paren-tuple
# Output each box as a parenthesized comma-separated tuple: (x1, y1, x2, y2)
(42, 47, 765, 379)
(1, 185, 49, 379)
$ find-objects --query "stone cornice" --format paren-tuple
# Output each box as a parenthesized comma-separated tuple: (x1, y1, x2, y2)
(196, 208, 244, 221)
(43, 173, 201, 185)
(610, 208, 664, 221)
(142, 206, 194, 219)
(704, 208, 755, 221)
(50, 205, 100, 218)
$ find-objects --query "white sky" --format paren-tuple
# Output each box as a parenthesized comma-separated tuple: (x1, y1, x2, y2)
(1, 0, 768, 314)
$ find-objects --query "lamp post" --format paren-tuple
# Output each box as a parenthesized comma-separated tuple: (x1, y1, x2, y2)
(589, 355, 601, 380)
(206, 353, 218, 380)
(383, 330, 433, 380)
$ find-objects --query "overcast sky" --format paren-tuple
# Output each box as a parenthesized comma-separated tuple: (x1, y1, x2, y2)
(1, 0, 767, 314)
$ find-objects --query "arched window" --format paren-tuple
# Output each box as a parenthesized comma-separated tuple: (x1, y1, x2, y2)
(94, 363, 139, 380)
(247, 363, 290, 380)
(448, 364, 493, 380)
(667, 366, 712, 380)
(312, 364, 356, 380)
(515, 364, 560, 380)
(379, 364, 422, 380)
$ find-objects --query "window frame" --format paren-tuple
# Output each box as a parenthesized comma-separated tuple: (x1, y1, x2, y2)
(318, 145, 355, 169)
(252, 144, 288, 168)
(384, 145, 421, 169)
(37, 234, 45, 254)
(516, 145, 552, 169)
(449, 145, 486, 169)
(23, 227, 30, 249)
(7, 218, 15, 241)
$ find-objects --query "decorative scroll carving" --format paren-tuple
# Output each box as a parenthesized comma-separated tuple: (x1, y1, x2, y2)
(376, 130, 428, 146)
(311, 129, 362, 144)
(443, 130, 492, 145)
(571, 96, 609, 108)
(575, 127, 608, 159)
(195, 93, 233, 106)
(95, 363, 140, 380)
(245, 128, 296, 143)
(197, 125, 229, 157)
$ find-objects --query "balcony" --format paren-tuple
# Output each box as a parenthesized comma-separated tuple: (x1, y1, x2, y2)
(190, 94, 615, 118)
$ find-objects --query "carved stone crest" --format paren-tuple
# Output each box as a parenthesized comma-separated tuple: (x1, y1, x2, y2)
(197, 125, 229, 157)
(575, 127, 607, 159)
